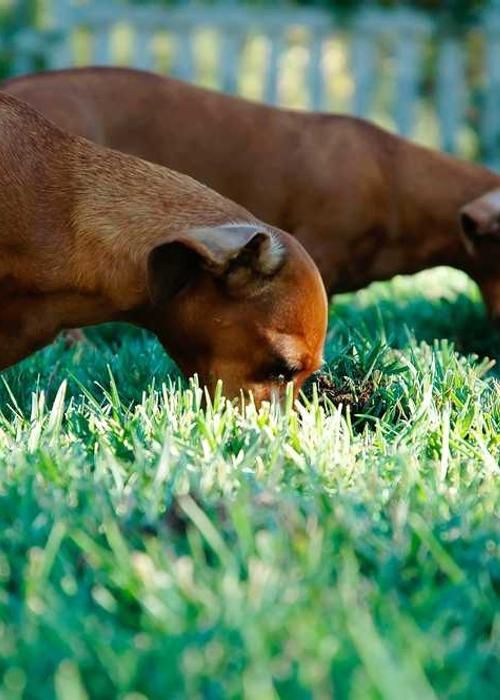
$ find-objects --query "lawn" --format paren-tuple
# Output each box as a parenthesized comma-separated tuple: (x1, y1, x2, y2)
(0, 267, 498, 699)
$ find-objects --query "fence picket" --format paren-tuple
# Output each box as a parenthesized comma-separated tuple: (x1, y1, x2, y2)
(133, 28, 154, 71)
(350, 15, 377, 118)
(172, 29, 195, 82)
(437, 38, 465, 154)
(218, 32, 242, 94)
(264, 31, 285, 105)
(393, 12, 428, 137)
(93, 27, 112, 65)
(308, 30, 325, 111)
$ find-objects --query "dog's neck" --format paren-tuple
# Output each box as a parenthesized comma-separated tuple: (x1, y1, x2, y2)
(393, 141, 498, 271)
(312, 122, 500, 292)
(331, 139, 499, 292)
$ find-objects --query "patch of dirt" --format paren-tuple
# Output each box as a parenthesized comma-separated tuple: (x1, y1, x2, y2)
(308, 374, 376, 415)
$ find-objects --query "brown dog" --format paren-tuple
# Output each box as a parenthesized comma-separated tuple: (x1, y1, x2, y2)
(4, 66, 500, 319)
(0, 92, 327, 402)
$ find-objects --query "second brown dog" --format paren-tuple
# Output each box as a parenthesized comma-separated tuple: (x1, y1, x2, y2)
(5, 66, 500, 318)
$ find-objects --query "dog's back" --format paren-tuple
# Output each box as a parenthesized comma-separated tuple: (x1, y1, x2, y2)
(0, 93, 77, 257)
(3, 67, 314, 224)
(3, 66, 385, 288)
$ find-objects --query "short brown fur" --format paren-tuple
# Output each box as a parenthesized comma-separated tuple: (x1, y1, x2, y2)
(5, 66, 500, 317)
(0, 92, 327, 402)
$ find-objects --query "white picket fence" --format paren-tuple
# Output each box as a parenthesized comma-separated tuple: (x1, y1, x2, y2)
(10, 0, 500, 166)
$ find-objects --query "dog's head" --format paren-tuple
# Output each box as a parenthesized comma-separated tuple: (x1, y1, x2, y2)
(146, 223, 327, 404)
(459, 188, 500, 254)
(459, 188, 500, 321)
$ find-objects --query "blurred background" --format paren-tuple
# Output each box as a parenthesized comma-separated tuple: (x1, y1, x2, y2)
(2, 0, 500, 165)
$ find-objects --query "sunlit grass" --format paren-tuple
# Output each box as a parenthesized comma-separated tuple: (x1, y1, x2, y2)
(0, 267, 498, 698)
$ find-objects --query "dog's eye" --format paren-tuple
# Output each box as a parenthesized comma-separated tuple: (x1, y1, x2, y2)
(266, 359, 301, 383)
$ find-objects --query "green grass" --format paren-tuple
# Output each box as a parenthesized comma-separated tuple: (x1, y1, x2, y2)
(0, 267, 498, 700)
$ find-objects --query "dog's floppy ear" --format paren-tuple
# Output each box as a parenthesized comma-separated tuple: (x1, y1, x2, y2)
(147, 223, 286, 304)
(460, 189, 500, 252)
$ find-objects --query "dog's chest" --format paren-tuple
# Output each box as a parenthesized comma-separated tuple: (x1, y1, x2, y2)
(0, 275, 41, 330)
(0, 273, 39, 301)
(0, 274, 23, 296)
